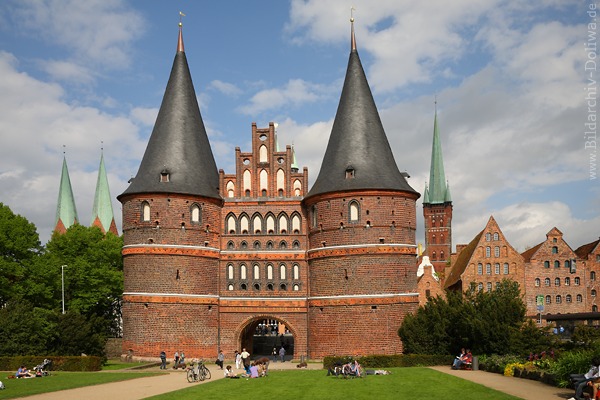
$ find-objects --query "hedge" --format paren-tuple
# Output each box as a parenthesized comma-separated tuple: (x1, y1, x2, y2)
(0, 356, 103, 372)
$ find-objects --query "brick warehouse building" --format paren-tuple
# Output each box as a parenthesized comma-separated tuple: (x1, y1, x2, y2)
(117, 20, 420, 360)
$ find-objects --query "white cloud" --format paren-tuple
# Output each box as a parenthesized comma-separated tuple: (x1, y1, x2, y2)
(130, 107, 158, 127)
(209, 80, 242, 97)
(8, 0, 145, 70)
(39, 60, 95, 85)
(238, 79, 328, 115)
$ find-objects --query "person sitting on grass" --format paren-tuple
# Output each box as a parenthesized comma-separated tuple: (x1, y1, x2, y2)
(224, 365, 240, 379)
(249, 362, 260, 378)
(16, 366, 32, 378)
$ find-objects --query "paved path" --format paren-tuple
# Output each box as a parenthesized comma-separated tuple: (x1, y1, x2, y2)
(16, 363, 575, 399)
(429, 366, 574, 400)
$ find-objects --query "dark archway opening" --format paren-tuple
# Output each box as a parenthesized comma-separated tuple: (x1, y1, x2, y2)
(240, 318, 294, 362)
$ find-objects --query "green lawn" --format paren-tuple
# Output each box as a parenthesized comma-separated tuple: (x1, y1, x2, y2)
(147, 368, 522, 400)
(0, 371, 160, 399)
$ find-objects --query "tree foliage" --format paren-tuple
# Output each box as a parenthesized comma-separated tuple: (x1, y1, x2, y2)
(0, 203, 123, 356)
(399, 279, 553, 356)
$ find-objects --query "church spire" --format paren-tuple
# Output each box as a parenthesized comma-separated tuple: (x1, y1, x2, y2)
(54, 150, 78, 234)
(119, 15, 220, 201)
(424, 109, 449, 204)
(305, 14, 417, 199)
(91, 148, 118, 235)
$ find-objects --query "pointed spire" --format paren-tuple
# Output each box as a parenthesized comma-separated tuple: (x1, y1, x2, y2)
(424, 107, 449, 204)
(54, 149, 78, 234)
(91, 148, 118, 235)
(423, 182, 430, 203)
(444, 181, 452, 202)
(291, 144, 299, 172)
(119, 19, 220, 201)
(306, 15, 417, 199)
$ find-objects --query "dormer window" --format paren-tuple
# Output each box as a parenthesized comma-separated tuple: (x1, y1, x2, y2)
(345, 166, 355, 179)
(160, 168, 170, 182)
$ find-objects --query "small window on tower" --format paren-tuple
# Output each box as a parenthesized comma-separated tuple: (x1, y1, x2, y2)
(345, 166, 355, 179)
(160, 168, 170, 182)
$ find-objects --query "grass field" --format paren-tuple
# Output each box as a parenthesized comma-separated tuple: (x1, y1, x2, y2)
(0, 371, 160, 399)
(147, 368, 522, 400)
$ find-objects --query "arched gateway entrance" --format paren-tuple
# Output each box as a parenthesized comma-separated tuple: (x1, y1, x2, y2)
(239, 317, 294, 361)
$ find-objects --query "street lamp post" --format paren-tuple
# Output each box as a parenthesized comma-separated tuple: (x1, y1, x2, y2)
(61, 265, 67, 314)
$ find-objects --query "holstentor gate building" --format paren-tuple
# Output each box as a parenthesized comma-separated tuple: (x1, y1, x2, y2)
(117, 19, 424, 360)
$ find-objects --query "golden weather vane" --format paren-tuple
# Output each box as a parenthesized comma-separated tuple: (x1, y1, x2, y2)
(179, 11, 186, 26)
(350, 5, 355, 22)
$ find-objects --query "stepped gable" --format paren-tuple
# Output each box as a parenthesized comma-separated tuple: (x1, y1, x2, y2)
(119, 23, 220, 200)
(305, 18, 417, 199)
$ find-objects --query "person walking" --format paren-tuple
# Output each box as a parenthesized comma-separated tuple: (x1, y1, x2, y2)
(159, 351, 167, 369)
(216, 349, 225, 369)
(279, 346, 286, 363)
(173, 351, 179, 369)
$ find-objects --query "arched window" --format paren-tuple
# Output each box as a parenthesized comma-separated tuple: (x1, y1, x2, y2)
(565, 260, 571, 269)
(253, 264, 260, 280)
(266, 214, 275, 234)
(593, 289, 597, 297)
(556, 295, 562, 304)
(432, 218, 436, 228)
(243, 170, 252, 195)
(477, 263, 482, 275)
(292, 214, 301, 234)
(228, 284, 234, 291)
(535, 278, 540, 287)
(293, 264, 300, 280)
(293, 179, 301, 196)
(566, 294, 572, 303)
(259, 169, 268, 196)
(240, 215, 249, 234)
(240, 264, 247, 280)
(592, 271, 597, 281)
(544, 261, 550, 268)
(494, 246, 500, 257)
(552, 246, 558, 254)
(432, 234, 436, 244)
(493, 232, 499, 241)
(267, 264, 273, 280)
(311, 205, 317, 228)
(575, 277, 581, 285)
(227, 214, 236, 234)
(486, 264, 491, 275)
(276, 169, 285, 196)
(554, 260, 560, 268)
(227, 264, 234, 280)
(503, 263, 509, 274)
(240, 241, 248, 250)
(226, 181, 235, 198)
(190, 204, 201, 224)
(545, 295, 551, 304)
(292, 240, 300, 249)
(293, 284, 299, 291)
(279, 241, 287, 249)
(577, 294, 583, 302)
(266, 241, 274, 250)
(565, 277, 570, 286)
(478, 283, 483, 291)
(494, 263, 500, 274)
(279, 214, 288, 234)
(594, 305, 599, 312)
(253, 241, 261, 249)
(349, 201, 359, 222)
(227, 241, 234, 250)
(485, 247, 491, 257)
(280, 264, 286, 280)
(432, 251, 436, 260)
(487, 282, 492, 292)
(259, 145, 268, 162)
(253, 214, 262, 234)
(544, 278, 550, 286)
(141, 201, 151, 221)
(440, 251, 445, 260)
(485, 233, 491, 241)
(555, 278, 560, 286)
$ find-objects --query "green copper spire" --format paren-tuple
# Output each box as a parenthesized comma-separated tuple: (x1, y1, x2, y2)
(291, 145, 299, 172)
(425, 111, 449, 204)
(423, 182, 430, 204)
(54, 156, 78, 233)
(91, 151, 118, 235)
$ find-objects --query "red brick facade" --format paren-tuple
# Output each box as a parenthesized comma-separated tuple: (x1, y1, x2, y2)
(120, 123, 420, 360)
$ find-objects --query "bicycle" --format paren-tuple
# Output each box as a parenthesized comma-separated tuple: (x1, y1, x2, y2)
(186, 359, 211, 383)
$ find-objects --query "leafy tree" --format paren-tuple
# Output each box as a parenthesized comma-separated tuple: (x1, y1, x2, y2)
(51, 311, 107, 356)
(0, 203, 42, 306)
(399, 279, 542, 356)
(0, 299, 56, 356)
(45, 225, 123, 337)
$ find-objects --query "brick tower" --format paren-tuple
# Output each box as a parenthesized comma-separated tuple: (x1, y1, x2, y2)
(423, 109, 452, 276)
(302, 18, 420, 356)
(117, 23, 223, 357)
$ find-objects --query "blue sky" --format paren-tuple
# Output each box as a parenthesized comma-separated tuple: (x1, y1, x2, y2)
(0, 0, 597, 252)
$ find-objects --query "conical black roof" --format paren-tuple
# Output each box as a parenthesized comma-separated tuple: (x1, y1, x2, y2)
(306, 36, 417, 200)
(119, 27, 221, 200)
